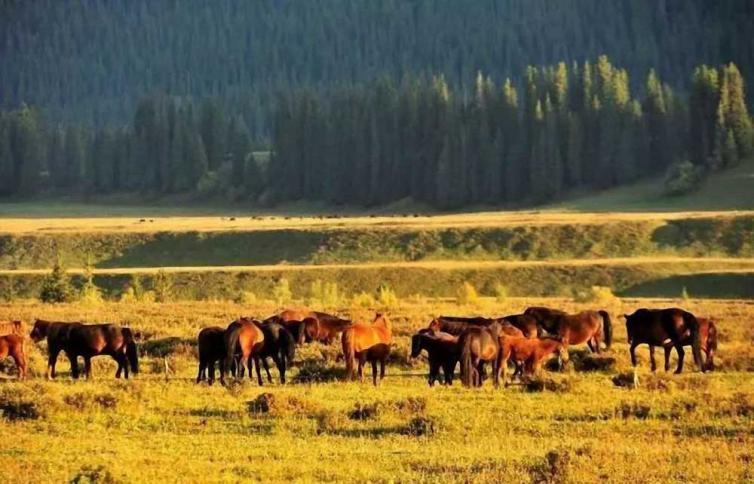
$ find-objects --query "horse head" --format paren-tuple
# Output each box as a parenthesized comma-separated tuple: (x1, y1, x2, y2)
(29, 319, 50, 342)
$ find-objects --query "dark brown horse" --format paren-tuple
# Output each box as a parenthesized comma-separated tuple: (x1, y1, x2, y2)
(341, 313, 392, 383)
(0, 334, 27, 379)
(410, 329, 460, 386)
(254, 320, 296, 384)
(429, 317, 524, 338)
(196, 326, 225, 384)
(29, 320, 138, 379)
(497, 336, 567, 385)
(221, 317, 265, 385)
(459, 326, 500, 388)
(270, 309, 352, 344)
(524, 307, 613, 357)
(624, 308, 704, 373)
(649, 317, 718, 372)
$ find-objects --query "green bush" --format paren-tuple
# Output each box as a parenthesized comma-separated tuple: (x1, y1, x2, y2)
(39, 259, 75, 303)
(456, 281, 479, 305)
(664, 160, 704, 196)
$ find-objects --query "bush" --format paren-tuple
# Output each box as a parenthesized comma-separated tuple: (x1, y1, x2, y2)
(664, 160, 704, 196)
(69, 464, 120, 484)
(349, 402, 382, 420)
(152, 270, 173, 303)
(572, 285, 617, 304)
(524, 376, 576, 393)
(79, 262, 104, 306)
(315, 409, 347, 435)
(272, 278, 292, 305)
(0, 385, 50, 420)
(612, 371, 638, 389)
(234, 290, 257, 305)
(494, 283, 509, 302)
(309, 280, 341, 307)
(456, 281, 479, 305)
(377, 285, 399, 308)
(531, 449, 571, 484)
(402, 416, 437, 437)
(247, 393, 320, 417)
(351, 291, 376, 308)
(616, 401, 651, 419)
(40, 259, 74, 303)
(63, 391, 119, 410)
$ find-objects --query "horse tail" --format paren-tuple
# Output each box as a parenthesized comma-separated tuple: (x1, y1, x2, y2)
(281, 327, 296, 365)
(599, 310, 613, 349)
(341, 328, 355, 380)
(226, 325, 241, 374)
(684, 311, 704, 371)
(460, 334, 474, 387)
(122, 328, 139, 374)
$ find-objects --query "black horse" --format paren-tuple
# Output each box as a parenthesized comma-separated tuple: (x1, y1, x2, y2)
(255, 320, 296, 384)
(624, 308, 704, 373)
(30, 319, 139, 379)
(410, 329, 460, 386)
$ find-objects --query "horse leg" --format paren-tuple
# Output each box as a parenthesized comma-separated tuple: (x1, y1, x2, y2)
(674, 345, 685, 374)
(664, 347, 672, 372)
(47, 347, 62, 380)
(371, 359, 378, 386)
(119, 353, 130, 379)
(380, 358, 385, 382)
(262, 357, 273, 383)
(67, 352, 80, 379)
(273, 354, 286, 384)
(253, 356, 264, 386)
(629, 342, 639, 368)
(197, 358, 206, 384)
(428, 360, 439, 387)
(84, 356, 93, 380)
(357, 353, 367, 383)
(649, 346, 657, 372)
(208, 361, 216, 385)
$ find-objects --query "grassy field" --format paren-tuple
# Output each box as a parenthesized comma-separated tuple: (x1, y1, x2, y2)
(0, 297, 753, 483)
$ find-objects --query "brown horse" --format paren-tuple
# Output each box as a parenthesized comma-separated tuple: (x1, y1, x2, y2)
(0, 334, 27, 379)
(0, 320, 24, 336)
(196, 326, 225, 384)
(649, 317, 718, 373)
(29, 320, 139, 379)
(271, 309, 352, 344)
(410, 329, 460, 386)
(459, 326, 500, 388)
(221, 317, 265, 385)
(524, 307, 613, 359)
(429, 317, 524, 338)
(341, 313, 392, 382)
(497, 336, 567, 385)
(624, 308, 704, 373)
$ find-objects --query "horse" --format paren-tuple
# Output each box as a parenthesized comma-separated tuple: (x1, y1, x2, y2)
(0, 320, 24, 336)
(254, 320, 296, 384)
(196, 326, 225, 384)
(0, 334, 27, 379)
(221, 317, 265, 385)
(29, 320, 138, 379)
(270, 309, 352, 344)
(524, 307, 613, 358)
(410, 329, 460, 386)
(500, 314, 541, 338)
(429, 317, 524, 338)
(624, 308, 704, 373)
(360, 343, 391, 386)
(649, 317, 718, 373)
(497, 336, 567, 385)
(341, 313, 392, 383)
(459, 326, 500, 388)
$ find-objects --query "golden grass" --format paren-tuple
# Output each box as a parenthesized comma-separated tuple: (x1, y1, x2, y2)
(1, 297, 753, 482)
(2, 209, 752, 234)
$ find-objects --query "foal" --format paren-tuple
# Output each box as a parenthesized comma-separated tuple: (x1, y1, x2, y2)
(497, 336, 567, 385)
(0, 334, 27, 379)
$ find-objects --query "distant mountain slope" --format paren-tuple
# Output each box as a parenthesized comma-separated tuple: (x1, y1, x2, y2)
(1, 0, 752, 131)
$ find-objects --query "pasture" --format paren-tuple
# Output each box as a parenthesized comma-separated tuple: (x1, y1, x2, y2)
(1, 297, 753, 483)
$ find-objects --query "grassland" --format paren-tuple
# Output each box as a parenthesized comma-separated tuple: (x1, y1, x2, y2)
(1, 297, 753, 483)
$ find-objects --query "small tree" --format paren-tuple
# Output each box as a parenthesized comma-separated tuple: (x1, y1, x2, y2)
(152, 270, 173, 302)
(377, 285, 399, 308)
(456, 281, 479, 305)
(494, 283, 509, 302)
(272, 278, 292, 305)
(78, 259, 103, 305)
(40, 259, 74, 303)
(120, 274, 145, 303)
(664, 161, 704, 196)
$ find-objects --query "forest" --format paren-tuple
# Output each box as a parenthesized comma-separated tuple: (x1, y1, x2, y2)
(0, 58, 751, 207)
(1, 0, 753, 207)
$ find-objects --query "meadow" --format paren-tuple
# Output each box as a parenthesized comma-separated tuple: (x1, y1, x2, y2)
(1, 296, 753, 483)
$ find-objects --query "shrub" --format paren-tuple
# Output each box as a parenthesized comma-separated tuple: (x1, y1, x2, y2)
(0, 385, 50, 420)
(616, 401, 651, 419)
(531, 449, 571, 484)
(351, 291, 376, 308)
(664, 160, 704, 196)
(63, 391, 119, 411)
(40, 259, 74, 303)
(402, 416, 437, 437)
(524, 376, 576, 393)
(349, 402, 382, 421)
(152, 270, 173, 303)
(247, 393, 319, 417)
(377, 285, 399, 308)
(572, 285, 617, 304)
(291, 360, 345, 383)
(309, 280, 341, 307)
(69, 464, 120, 484)
(79, 261, 103, 306)
(272, 278, 292, 305)
(494, 283, 509, 302)
(456, 281, 479, 305)
(234, 290, 257, 305)
(315, 409, 347, 435)
(612, 371, 638, 389)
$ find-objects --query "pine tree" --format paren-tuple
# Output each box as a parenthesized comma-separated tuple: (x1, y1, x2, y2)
(39, 259, 74, 303)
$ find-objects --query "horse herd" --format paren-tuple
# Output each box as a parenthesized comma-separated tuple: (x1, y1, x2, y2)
(0, 306, 717, 387)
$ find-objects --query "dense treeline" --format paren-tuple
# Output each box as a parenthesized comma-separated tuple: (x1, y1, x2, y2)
(2, 0, 754, 135)
(270, 59, 753, 207)
(0, 58, 751, 206)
